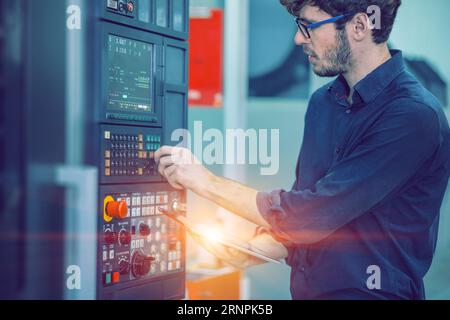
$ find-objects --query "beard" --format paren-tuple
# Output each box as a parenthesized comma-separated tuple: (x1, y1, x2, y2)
(313, 29, 352, 77)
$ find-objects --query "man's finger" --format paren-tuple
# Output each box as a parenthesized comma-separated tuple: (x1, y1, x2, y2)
(155, 146, 174, 164)
(158, 154, 177, 176)
(159, 153, 175, 167)
(164, 165, 183, 189)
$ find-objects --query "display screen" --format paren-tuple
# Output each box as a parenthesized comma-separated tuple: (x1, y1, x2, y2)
(107, 35, 153, 115)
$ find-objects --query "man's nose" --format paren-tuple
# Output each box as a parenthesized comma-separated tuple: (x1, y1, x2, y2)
(294, 30, 309, 45)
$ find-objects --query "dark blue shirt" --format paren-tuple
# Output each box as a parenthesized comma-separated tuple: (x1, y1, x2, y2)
(257, 50, 450, 300)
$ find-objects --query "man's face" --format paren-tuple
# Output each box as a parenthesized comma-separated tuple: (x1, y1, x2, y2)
(296, 5, 352, 77)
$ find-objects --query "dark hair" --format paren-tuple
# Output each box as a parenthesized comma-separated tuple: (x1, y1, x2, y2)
(280, 0, 401, 44)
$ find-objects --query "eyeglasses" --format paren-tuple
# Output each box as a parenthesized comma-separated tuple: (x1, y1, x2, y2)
(295, 13, 354, 39)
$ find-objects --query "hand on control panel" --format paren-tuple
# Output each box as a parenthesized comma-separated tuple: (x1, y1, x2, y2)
(155, 146, 214, 197)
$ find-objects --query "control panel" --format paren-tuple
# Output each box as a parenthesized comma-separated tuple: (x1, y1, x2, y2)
(0, 0, 189, 300)
(101, 125, 162, 184)
(95, 0, 189, 300)
(102, 0, 189, 40)
(99, 185, 185, 291)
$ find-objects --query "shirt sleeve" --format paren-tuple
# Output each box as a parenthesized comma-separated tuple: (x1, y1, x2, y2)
(256, 103, 440, 245)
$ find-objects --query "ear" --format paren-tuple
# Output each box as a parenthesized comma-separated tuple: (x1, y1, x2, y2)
(348, 13, 371, 42)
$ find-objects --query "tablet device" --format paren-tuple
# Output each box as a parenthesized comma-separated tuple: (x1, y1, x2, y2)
(162, 212, 281, 264)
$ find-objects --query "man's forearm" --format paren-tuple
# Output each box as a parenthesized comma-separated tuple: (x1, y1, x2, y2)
(195, 174, 271, 229)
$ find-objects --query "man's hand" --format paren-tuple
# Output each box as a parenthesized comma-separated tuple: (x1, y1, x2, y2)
(189, 230, 253, 269)
(189, 229, 288, 269)
(155, 146, 214, 195)
(155, 146, 272, 230)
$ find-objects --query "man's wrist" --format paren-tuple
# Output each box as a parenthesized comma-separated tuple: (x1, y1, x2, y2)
(252, 226, 269, 239)
(194, 170, 217, 199)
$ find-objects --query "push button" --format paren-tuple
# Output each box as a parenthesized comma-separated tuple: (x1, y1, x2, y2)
(105, 197, 128, 221)
(112, 272, 120, 283)
(104, 273, 112, 285)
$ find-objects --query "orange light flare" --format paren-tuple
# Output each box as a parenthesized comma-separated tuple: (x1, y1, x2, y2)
(195, 224, 224, 244)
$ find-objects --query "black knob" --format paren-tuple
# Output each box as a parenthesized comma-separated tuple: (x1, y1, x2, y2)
(139, 223, 151, 237)
(119, 259, 130, 275)
(104, 230, 118, 245)
(118, 229, 131, 246)
(131, 251, 155, 278)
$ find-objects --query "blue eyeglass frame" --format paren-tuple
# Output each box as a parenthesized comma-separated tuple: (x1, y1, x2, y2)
(295, 13, 354, 39)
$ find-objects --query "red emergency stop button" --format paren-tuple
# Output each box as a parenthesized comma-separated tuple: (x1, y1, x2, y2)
(106, 199, 128, 220)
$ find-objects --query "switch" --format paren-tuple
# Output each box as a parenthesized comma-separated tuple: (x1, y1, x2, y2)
(171, 200, 187, 214)
(139, 222, 151, 237)
(104, 230, 118, 245)
(119, 259, 130, 275)
(105, 199, 128, 220)
(104, 273, 112, 285)
(119, 229, 131, 246)
(112, 272, 120, 283)
(131, 251, 155, 278)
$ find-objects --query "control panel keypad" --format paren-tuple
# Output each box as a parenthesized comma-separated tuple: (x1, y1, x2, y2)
(101, 190, 184, 287)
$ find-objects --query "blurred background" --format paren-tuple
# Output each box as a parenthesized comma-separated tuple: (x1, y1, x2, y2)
(0, 0, 449, 300)
(187, 0, 450, 300)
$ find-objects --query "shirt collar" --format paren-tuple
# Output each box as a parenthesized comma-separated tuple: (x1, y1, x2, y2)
(329, 50, 406, 106)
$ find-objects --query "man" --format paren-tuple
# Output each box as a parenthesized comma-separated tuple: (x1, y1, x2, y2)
(156, 0, 450, 300)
